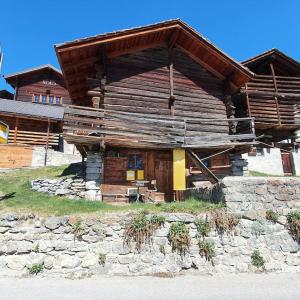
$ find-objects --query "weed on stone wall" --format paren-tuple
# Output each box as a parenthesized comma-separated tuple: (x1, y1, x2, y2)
(265, 210, 279, 223)
(287, 211, 300, 243)
(168, 222, 191, 256)
(124, 212, 165, 251)
(71, 220, 85, 241)
(28, 264, 44, 275)
(198, 240, 215, 264)
(98, 254, 106, 267)
(211, 209, 240, 235)
(251, 250, 265, 271)
(195, 217, 211, 239)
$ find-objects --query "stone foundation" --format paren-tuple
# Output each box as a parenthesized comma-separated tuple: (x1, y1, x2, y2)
(31, 177, 101, 201)
(230, 154, 249, 176)
(0, 211, 299, 278)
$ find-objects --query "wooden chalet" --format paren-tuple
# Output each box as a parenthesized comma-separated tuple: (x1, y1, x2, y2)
(236, 49, 300, 176)
(55, 19, 257, 202)
(235, 49, 300, 142)
(1, 64, 71, 149)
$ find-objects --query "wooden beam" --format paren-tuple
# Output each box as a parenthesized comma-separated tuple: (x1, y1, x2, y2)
(168, 28, 180, 49)
(44, 119, 50, 166)
(13, 117, 19, 143)
(186, 149, 219, 184)
(270, 62, 281, 125)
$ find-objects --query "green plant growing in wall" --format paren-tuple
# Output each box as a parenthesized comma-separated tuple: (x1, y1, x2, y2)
(28, 264, 44, 275)
(251, 250, 265, 270)
(124, 212, 165, 251)
(71, 219, 85, 241)
(167, 222, 191, 256)
(199, 240, 215, 263)
(287, 211, 300, 242)
(195, 217, 211, 239)
(98, 254, 106, 267)
(265, 210, 279, 223)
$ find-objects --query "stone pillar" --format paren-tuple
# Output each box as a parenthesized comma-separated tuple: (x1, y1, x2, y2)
(85, 151, 104, 201)
(85, 151, 104, 183)
(230, 153, 249, 176)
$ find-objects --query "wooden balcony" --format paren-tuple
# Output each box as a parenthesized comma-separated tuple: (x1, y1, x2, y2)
(8, 130, 60, 147)
(241, 74, 300, 130)
(63, 105, 255, 150)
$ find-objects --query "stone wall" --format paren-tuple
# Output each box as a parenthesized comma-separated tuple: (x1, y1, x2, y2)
(31, 177, 101, 201)
(0, 211, 299, 278)
(242, 148, 284, 176)
(222, 177, 300, 217)
(32, 147, 81, 167)
(85, 151, 104, 183)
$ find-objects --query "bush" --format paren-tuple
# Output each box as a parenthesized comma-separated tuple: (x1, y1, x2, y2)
(211, 209, 240, 235)
(198, 240, 215, 263)
(28, 264, 44, 275)
(251, 250, 265, 270)
(287, 211, 300, 242)
(167, 222, 191, 256)
(195, 217, 211, 239)
(124, 212, 165, 251)
(266, 210, 279, 223)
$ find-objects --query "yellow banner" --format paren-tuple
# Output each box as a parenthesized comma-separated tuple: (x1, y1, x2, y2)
(0, 122, 9, 144)
(173, 149, 186, 191)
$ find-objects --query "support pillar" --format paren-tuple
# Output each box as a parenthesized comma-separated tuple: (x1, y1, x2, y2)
(230, 153, 249, 176)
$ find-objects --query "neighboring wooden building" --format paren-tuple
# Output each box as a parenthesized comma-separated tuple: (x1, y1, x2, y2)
(0, 64, 71, 149)
(55, 20, 256, 202)
(4, 64, 71, 105)
(238, 49, 300, 176)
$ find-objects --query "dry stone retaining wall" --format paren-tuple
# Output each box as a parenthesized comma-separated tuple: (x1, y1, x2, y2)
(0, 212, 299, 278)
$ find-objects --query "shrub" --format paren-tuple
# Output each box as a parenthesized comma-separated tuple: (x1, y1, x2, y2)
(266, 210, 279, 223)
(211, 209, 240, 235)
(251, 250, 265, 270)
(287, 211, 300, 242)
(28, 263, 44, 275)
(167, 222, 191, 256)
(98, 254, 106, 267)
(198, 240, 215, 263)
(195, 217, 211, 239)
(124, 212, 164, 251)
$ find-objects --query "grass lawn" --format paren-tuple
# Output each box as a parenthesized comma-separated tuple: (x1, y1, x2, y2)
(0, 164, 223, 216)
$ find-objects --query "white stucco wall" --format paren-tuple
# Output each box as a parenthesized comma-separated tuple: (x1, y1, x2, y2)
(291, 150, 300, 176)
(242, 148, 284, 176)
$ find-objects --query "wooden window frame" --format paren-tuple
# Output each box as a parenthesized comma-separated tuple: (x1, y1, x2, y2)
(32, 94, 63, 105)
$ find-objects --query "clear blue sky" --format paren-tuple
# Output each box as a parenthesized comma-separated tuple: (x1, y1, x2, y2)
(1, 0, 299, 91)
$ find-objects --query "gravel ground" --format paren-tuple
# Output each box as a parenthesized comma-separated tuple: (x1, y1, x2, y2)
(0, 273, 299, 300)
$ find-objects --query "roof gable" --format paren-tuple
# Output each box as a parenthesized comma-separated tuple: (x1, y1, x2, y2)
(243, 49, 300, 76)
(5, 64, 63, 88)
(55, 19, 253, 101)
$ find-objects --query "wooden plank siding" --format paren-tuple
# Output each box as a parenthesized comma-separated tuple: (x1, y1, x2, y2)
(0, 145, 33, 168)
(12, 72, 71, 105)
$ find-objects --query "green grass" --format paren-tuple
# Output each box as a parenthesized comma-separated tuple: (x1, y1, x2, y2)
(249, 170, 275, 177)
(0, 164, 222, 216)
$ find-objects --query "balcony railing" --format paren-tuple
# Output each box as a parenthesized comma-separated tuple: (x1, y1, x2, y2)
(241, 74, 300, 127)
(63, 105, 255, 149)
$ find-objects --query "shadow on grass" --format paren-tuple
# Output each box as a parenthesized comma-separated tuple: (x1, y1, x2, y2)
(59, 163, 82, 177)
(0, 192, 16, 201)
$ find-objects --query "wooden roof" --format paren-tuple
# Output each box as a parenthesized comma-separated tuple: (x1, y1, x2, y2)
(5, 64, 63, 88)
(243, 49, 300, 76)
(55, 19, 253, 102)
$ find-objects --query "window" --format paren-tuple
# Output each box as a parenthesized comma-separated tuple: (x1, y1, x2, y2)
(49, 96, 54, 105)
(41, 95, 47, 104)
(256, 147, 264, 156)
(33, 95, 40, 103)
(128, 155, 143, 170)
(55, 96, 61, 105)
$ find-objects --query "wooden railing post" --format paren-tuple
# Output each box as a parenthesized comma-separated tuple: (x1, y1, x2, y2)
(44, 119, 50, 166)
(270, 63, 281, 125)
(13, 117, 19, 143)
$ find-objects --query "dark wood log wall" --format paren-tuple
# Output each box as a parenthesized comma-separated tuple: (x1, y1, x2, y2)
(103, 45, 228, 136)
(14, 72, 71, 105)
